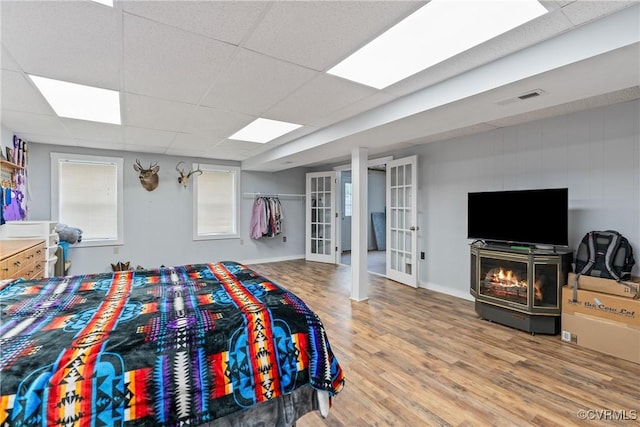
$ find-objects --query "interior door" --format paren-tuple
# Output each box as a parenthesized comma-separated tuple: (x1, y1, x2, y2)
(306, 172, 336, 263)
(386, 155, 418, 287)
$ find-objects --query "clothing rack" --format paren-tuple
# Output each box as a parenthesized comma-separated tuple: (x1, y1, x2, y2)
(243, 192, 305, 200)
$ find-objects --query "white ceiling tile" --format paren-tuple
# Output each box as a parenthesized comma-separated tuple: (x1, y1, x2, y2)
(181, 105, 254, 138)
(123, 144, 165, 155)
(16, 133, 78, 147)
(123, 93, 195, 131)
(75, 138, 125, 152)
(122, 1, 269, 45)
(559, 1, 636, 26)
(1, 0, 121, 89)
(244, 1, 423, 71)
(202, 146, 252, 162)
(170, 133, 223, 152)
(201, 49, 318, 116)
(214, 139, 262, 152)
(1, 47, 21, 72)
(164, 146, 208, 158)
(123, 14, 237, 103)
(264, 74, 377, 125)
(62, 118, 123, 143)
(1, 110, 70, 138)
(0, 1, 635, 172)
(1, 70, 55, 115)
(124, 126, 177, 147)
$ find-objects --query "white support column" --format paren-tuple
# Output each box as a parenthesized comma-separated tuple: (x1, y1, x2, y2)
(351, 147, 369, 301)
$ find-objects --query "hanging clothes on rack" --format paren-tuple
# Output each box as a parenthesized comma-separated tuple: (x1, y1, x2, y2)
(250, 196, 283, 239)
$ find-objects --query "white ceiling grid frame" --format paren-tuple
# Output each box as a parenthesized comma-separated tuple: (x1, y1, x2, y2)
(0, 1, 638, 169)
(1, 1, 122, 90)
(241, 4, 640, 171)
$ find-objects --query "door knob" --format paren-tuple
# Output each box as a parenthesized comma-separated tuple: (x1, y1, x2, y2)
(409, 226, 418, 231)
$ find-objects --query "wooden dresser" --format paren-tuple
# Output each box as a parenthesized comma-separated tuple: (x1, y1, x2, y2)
(0, 239, 46, 280)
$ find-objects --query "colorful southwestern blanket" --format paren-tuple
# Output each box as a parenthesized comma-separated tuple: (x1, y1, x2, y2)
(0, 261, 344, 426)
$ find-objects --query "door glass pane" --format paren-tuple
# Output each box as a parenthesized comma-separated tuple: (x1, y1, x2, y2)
(325, 177, 331, 190)
(391, 250, 397, 270)
(312, 208, 317, 222)
(398, 191, 404, 209)
(397, 166, 404, 185)
(325, 191, 331, 207)
(405, 187, 412, 208)
(311, 240, 317, 254)
(318, 240, 324, 254)
(391, 168, 397, 186)
(312, 224, 317, 237)
(311, 178, 317, 192)
(391, 188, 397, 207)
(405, 164, 412, 185)
(324, 209, 331, 223)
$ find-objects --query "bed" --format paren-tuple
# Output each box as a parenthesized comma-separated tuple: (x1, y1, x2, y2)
(0, 261, 344, 426)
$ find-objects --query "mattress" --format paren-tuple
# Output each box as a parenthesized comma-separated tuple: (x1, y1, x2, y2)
(0, 261, 344, 426)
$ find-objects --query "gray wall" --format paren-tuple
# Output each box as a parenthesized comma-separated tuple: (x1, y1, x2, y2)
(401, 99, 639, 300)
(23, 143, 307, 274)
(4, 100, 639, 301)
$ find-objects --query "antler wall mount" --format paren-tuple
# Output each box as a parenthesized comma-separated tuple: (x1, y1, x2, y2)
(133, 159, 160, 191)
(176, 162, 203, 188)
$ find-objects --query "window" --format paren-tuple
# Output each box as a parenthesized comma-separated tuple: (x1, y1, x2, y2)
(344, 182, 352, 217)
(51, 153, 124, 246)
(193, 164, 240, 240)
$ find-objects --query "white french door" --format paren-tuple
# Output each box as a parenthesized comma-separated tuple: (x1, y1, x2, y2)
(386, 155, 418, 287)
(305, 172, 336, 263)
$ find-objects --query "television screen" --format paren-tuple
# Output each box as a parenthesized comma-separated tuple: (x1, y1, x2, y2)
(467, 188, 568, 247)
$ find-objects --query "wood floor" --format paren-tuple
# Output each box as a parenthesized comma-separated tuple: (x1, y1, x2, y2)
(249, 259, 640, 427)
(340, 250, 386, 276)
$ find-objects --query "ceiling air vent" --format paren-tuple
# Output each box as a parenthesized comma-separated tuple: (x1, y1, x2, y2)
(497, 89, 545, 106)
(518, 90, 544, 100)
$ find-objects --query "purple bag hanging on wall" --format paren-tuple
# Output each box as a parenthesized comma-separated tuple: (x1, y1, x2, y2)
(3, 188, 23, 221)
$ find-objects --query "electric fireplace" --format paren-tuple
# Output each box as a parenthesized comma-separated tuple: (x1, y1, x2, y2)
(470, 243, 572, 334)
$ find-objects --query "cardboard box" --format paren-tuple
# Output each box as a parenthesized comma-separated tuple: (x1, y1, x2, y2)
(561, 312, 639, 364)
(567, 272, 639, 299)
(562, 286, 639, 327)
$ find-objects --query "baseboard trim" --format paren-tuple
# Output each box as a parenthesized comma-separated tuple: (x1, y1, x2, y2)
(418, 281, 474, 302)
(241, 254, 305, 265)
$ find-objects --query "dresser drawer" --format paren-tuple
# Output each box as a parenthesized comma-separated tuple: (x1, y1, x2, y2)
(0, 239, 46, 280)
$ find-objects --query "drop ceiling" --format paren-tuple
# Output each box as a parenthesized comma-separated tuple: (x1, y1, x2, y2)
(1, 1, 639, 172)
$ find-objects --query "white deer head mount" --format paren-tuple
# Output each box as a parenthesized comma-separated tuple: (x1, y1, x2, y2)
(176, 162, 203, 188)
(133, 159, 160, 191)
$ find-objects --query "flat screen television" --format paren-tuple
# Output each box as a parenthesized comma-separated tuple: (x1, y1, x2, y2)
(467, 188, 568, 247)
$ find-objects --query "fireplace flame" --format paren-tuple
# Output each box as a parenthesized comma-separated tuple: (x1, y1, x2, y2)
(484, 267, 543, 301)
(492, 268, 523, 287)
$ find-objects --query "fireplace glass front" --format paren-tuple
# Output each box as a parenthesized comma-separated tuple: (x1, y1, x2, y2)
(479, 256, 529, 306)
(532, 263, 559, 308)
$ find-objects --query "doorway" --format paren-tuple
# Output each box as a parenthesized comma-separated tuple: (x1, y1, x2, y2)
(339, 165, 387, 276)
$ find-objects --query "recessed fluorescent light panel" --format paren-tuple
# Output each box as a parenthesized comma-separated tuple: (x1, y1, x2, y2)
(328, 0, 547, 89)
(228, 118, 302, 143)
(91, 0, 114, 7)
(29, 75, 121, 125)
